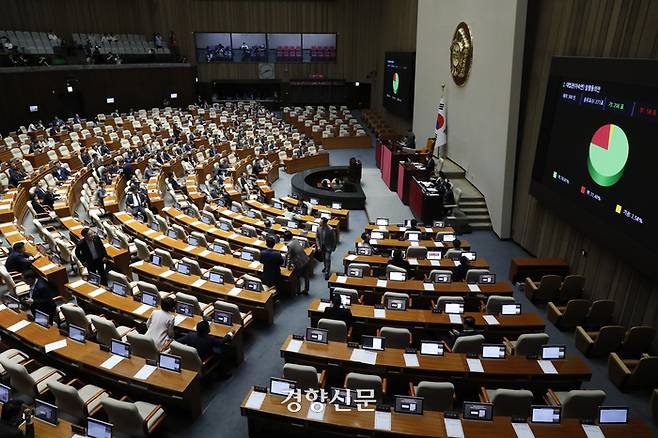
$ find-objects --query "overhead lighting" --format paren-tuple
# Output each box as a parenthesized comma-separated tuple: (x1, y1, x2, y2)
(355, 81, 360, 87)
(67, 86, 73, 93)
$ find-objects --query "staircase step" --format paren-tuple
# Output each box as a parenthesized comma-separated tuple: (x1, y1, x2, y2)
(461, 208, 490, 215)
(464, 214, 491, 221)
(470, 222, 493, 230)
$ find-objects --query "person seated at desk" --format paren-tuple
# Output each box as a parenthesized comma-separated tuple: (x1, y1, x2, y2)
(260, 236, 284, 288)
(448, 316, 483, 348)
(283, 206, 300, 221)
(80, 149, 92, 166)
(41, 187, 57, 209)
(167, 172, 182, 191)
(0, 399, 34, 438)
(98, 168, 112, 186)
(178, 320, 234, 378)
(97, 141, 111, 156)
(5, 242, 34, 274)
(122, 159, 134, 180)
(125, 184, 149, 220)
(143, 162, 158, 180)
(358, 232, 373, 251)
(452, 255, 471, 282)
(22, 269, 58, 324)
(52, 163, 70, 181)
(146, 297, 175, 350)
(389, 249, 411, 272)
(407, 219, 420, 232)
(323, 293, 353, 325)
(425, 154, 435, 179)
(8, 161, 26, 188)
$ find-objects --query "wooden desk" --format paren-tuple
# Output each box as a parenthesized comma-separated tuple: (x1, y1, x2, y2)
(284, 153, 330, 174)
(280, 335, 591, 392)
(241, 388, 651, 438)
(508, 258, 570, 283)
(0, 307, 201, 416)
(130, 260, 276, 326)
(355, 236, 470, 252)
(342, 252, 489, 278)
(307, 299, 545, 341)
(365, 224, 455, 239)
(280, 196, 349, 231)
(244, 199, 341, 230)
(66, 279, 246, 363)
(212, 205, 319, 242)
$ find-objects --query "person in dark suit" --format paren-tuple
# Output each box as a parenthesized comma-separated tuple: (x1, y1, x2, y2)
(425, 154, 435, 179)
(389, 249, 411, 272)
(449, 316, 484, 347)
(322, 292, 352, 325)
(21, 269, 57, 323)
(125, 185, 148, 219)
(74, 228, 108, 285)
(283, 230, 311, 295)
(7, 161, 26, 188)
(407, 219, 420, 232)
(317, 218, 337, 279)
(259, 235, 283, 287)
(452, 255, 471, 282)
(178, 320, 233, 361)
(5, 242, 34, 273)
(41, 187, 57, 209)
(122, 160, 134, 180)
(52, 164, 70, 181)
(0, 399, 34, 438)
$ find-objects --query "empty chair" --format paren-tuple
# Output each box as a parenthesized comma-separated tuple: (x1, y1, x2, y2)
(171, 224, 187, 240)
(153, 248, 175, 268)
(332, 287, 360, 305)
(379, 327, 412, 349)
(405, 246, 428, 260)
(218, 218, 233, 231)
(584, 300, 615, 330)
(556, 275, 585, 303)
(126, 332, 160, 361)
(108, 270, 135, 293)
(608, 353, 658, 390)
(545, 389, 606, 419)
(241, 247, 261, 262)
(619, 326, 655, 358)
(428, 269, 453, 282)
(134, 239, 151, 261)
(0, 349, 29, 377)
(190, 231, 208, 247)
(212, 239, 231, 254)
(410, 381, 454, 411)
(209, 266, 235, 284)
(0, 359, 65, 399)
(345, 372, 385, 402)
(452, 334, 484, 354)
(101, 397, 166, 437)
(175, 292, 212, 316)
(443, 248, 463, 259)
(168, 341, 205, 373)
(214, 300, 253, 327)
(241, 224, 257, 237)
(0, 266, 31, 297)
(60, 304, 95, 334)
(180, 257, 203, 276)
(435, 296, 464, 312)
(547, 299, 590, 331)
(465, 269, 489, 284)
(484, 295, 515, 314)
(347, 263, 371, 277)
(524, 275, 561, 303)
(386, 264, 407, 276)
(481, 388, 534, 418)
(504, 333, 549, 356)
(283, 363, 325, 390)
(318, 318, 349, 342)
(575, 325, 626, 357)
(47, 380, 109, 423)
(382, 291, 410, 307)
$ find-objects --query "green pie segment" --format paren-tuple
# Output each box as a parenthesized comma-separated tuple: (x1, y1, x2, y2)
(392, 72, 399, 94)
(587, 124, 629, 187)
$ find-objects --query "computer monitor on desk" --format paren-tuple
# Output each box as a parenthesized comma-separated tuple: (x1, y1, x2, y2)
(388, 271, 406, 281)
(376, 218, 389, 226)
(87, 418, 113, 438)
(541, 345, 566, 360)
(531, 406, 561, 424)
(34, 399, 58, 425)
(598, 407, 628, 424)
(462, 402, 493, 421)
(111, 339, 131, 358)
(269, 377, 296, 397)
(158, 352, 181, 373)
(361, 335, 385, 351)
(420, 340, 444, 356)
(306, 327, 328, 344)
(481, 344, 506, 359)
(395, 396, 423, 415)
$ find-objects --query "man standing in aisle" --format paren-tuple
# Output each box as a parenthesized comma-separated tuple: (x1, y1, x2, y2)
(317, 218, 336, 280)
(75, 228, 108, 285)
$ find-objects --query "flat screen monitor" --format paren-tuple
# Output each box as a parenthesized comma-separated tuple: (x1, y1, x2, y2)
(240, 251, 254, 261)
(302, 33, 337, 63)
(407, 232, 420, 242)
(335, 293, 351, 307)
(462, 251, 477, 261)
(541, 345, 566, 360)
(320, 212, 331, 219)
(332, 202, 342, 209)
(0, 383, 11, 403)
(111, 282, 127, 297)
(273, 201, 283, 209)
(150, 222, 159, 231)
(427, 250, 442, 260)
(388, 271, 406, 282)
(501, 304, 522, 315)
(305, 327, 328, 344)
(111, 339, 131, 358)
(88, 272, 101, 286)
(385, 296, 407, 311)
(213, 309, 233, 326)
(177, 263, 191, 275)
(86, 418, 113, 438)
(212, 244, 226, 254)
(158, 352, 182, 372)
(347, 267, 363, 278)
(246, 210, 256, 218)
(176, 301, 194, 317)
(141, 291, 158, 307)
(110, 238, 122, 248)
(219, 222, 231, 231)
(433, 220, 445, 228)
(187, 236, 200, 246)
(245, 279, 262, 292)
(4, 295, 20, 311)
(394, 396, 423, 415)
(463, 402, 493, 421)
(202, 215, 212, 224)
(598, 407, 629, 424)
(194, 32, 232, 63)
(310, 198, 319, 205)
(531, 406, 561, 424)
(356, 246, 372, 256)
(482, 344, 506, 359)
(478, 274, 496, 284)
(34, 399, 58, 425)
(230, 33, 267, 63)
(208, 271, 225, 284)
(443, 234, 456, 242)
(68, 324, 86, 343)
(34, 309, 50, 328)
(29, 105, 39, 113)
(432, 273, 452, 284)
(370, 231, 385, 240)
(287, 221, 298, 229)
(444, 302, 464, 314)
(376, 218, 389, 226)
(269, 377, 296, 397)
(420, 340, 444, 356)
(328, 387, 358, 407)
(361, 335, 385, 351)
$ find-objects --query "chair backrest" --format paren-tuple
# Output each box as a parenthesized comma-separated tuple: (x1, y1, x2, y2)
(214, 301, 242, 325)
(175, 292, 202, 315)
(380, 327, 411, 349)
(89, 316, 121, 347)
(406, 246, 428, 259)
(347, 263, 371, 277)
(333, 287, 359, 304)
(621, 326, 656, 357)
(436, 296, 464, 312)
(210, 266, 235, 284)
(172, 224, 187, 240)
(180, 257, 203, 276)
(242, 247, 261, 261)
(60, 304, 91, 332)
(535, 275, 562, 301)
(47, 380, 86, 421)
(489, 388, 534, 417)
(190, 231, 208, 247)
(629, 356, 658, 386)
(318, 318, 348, 342)
(169, 341, 202, 372)
(561, 390, 606, 419)
(283, 363, 320, 390)
(345, 372, 383, 401)
(101, 398, 147, 437)
(134, 239, 151, 261)
(586, 300, 615, 328)
(558, 275, 585, 301)
(0, 359, 36, 397)
(126, 332, 159, 361)
(153, 248, 175, 268)
(108, 270, 131, 292)
(386, 264, 406, 275)
(561, 299, 591, 328)
(513, 333, 549, 356)
(415, 381, 454, 411)
(382, 291, 410, 306)
(485, 295, 515, 314)
(591, 326, 626, 355)
(443, 248, 462, 259)
(452, 334, 484, 354)
(465, 269, 489, 284)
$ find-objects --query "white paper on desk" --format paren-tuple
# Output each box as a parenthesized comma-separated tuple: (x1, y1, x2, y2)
(174, 315, 187, 326)
(453, 260, 461, 266)
(444, 418, 465, 438)
(191, 221, 203, 226)
(144, 229, 156, 237)
(403, 353, 420, 367)
(207, 227, 219, 233)
(88, 288, 106, 298)
(69, 279, 86, 288)
(253, 239, 264, 246)
(228, 287, 241, 296)
(423, 283, 435, 291)
(134, 364, 157, 380)
(100, 354, 124, 370)
(468, 284, 480, 292)
(376, 279, 387, 288)
(245, 390, 266, 410)
(430, 260, 441, 266)
(40, 263, 57, 271)
(133, 304, 151, 316)
(336, 276, 347, 284)
(45, 339, 67, 353)
(369, 239, 378, 245)
(0, 304, 6, 311)
(483, 315, 500, 325)
(256, 221, 265, 227)
(374, 308, 386, 319)
(199, 250, 211, 257)
(249, 261, 261, 269)
(374, 411, 391, 431)
(512, 422, 536, 438)
(306, 402, 326, 421)
(434, 241, 444, 247)
(131, 261, 144, 267)
(408, 258, 418, 265)
(350, 349, 377, 365)
(192, 279, 207, 288)
(345, 254, 357, 261)
(154, 235, 166, 241)
(72, 434, 86, 438)
(581, 424, 605, 438)
(317, 302, 331, 312)
(449, 314, 462, 324)
(235, 215, 244, 220)
(537, 360, 558, 374)
(467, 358, 484, 373)
(229, 233, 239, 239)
(7, 320, 30, 333)
(183, 245, 196, 252)
(378, 226, 386, 231)
(286, 339, 303, 353)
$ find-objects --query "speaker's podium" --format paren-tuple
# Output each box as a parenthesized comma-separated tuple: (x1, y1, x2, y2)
(409, 177, 444, 224)
(376, 136, 429, 191)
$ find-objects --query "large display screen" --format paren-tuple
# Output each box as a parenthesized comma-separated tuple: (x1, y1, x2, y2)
(531, 57, 658, 276)
(383, 52, 415, 119)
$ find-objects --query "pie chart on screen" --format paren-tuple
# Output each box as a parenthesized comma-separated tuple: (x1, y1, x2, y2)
(392, 72, 399, 94)
(587, 123, 629, 187)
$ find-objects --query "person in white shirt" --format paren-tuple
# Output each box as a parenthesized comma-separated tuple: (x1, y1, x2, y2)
(145, 297, 175, 349)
